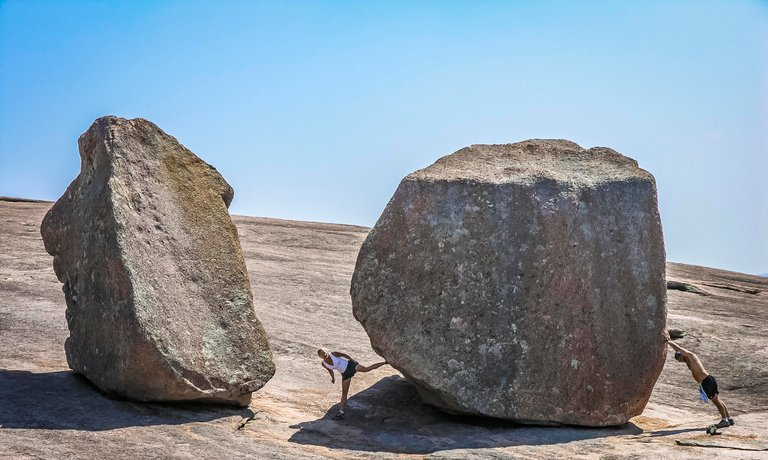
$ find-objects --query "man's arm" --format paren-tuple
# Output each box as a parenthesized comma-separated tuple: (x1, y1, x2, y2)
(666, 340, 690, 355)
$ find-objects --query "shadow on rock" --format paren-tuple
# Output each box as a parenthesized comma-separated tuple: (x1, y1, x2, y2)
(645, 427, 706, 437)
(0, 369, 252, 431)
(288, 375, 643, 454)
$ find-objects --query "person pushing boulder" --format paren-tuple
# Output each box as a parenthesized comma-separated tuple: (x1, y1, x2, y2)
(317, 349, 388, 420)
(666, 334, 733, 428)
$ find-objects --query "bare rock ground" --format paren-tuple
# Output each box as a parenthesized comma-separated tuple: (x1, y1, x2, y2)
(1, 198, 766, 459)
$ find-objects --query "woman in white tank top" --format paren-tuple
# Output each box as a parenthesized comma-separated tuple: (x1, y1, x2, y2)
(317, 348, 388, 419)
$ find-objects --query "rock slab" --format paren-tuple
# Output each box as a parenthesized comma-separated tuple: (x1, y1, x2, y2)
(351, 140, 667, 426)
(41, 116, 274, 405)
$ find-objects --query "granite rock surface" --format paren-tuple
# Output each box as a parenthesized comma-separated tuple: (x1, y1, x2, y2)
(351, 140, 667, 426)
(2, 198, 767, 458)
(40, 116, 274, 405)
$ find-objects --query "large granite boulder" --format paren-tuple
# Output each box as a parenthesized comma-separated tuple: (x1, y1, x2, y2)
(351, 140, 667, 426)
(41, 116, 274, 406)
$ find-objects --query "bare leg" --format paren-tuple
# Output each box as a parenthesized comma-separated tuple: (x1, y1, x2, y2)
(354, 361, 388, 373)
(712, 394, 730, 419)
(340, 378, 352, 412)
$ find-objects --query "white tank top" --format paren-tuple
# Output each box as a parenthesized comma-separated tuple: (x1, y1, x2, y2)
(323, 354, 349, 373)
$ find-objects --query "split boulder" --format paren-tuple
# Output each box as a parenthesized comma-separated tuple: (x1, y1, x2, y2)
(351, 140, 667, 426)
(41, 116, 274, 406)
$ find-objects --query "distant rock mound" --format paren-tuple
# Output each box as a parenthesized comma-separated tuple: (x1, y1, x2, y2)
(351, 140, 667, 426)
(40, 116, 274, 406)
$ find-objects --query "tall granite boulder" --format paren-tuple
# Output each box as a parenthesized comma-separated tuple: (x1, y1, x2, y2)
(351, 140, 667, 426)
(41, 116, 274, 406)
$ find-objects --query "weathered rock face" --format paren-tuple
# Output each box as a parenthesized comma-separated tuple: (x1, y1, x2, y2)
(41, 116, 274, 406)
(351, 140, 667, 426)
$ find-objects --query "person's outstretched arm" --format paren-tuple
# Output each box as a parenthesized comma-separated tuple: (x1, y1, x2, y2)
(667, 340, 690, 355)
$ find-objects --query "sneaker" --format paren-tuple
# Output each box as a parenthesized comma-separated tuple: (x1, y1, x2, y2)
(332, 411, 346, 420)
(715, 419, 730, 428)
(728, 417, 734, 426)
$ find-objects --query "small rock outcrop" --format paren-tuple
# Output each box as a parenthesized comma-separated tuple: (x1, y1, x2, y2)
(41, 116, 274, 405)
(351, 140, 667, 426)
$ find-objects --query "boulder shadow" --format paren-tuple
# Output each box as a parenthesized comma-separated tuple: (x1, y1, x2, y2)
(0, 369, 252, 431)
(288, 375, 643, 455)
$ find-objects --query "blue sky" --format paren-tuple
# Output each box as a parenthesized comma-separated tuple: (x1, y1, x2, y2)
(1, 1, 766, 275)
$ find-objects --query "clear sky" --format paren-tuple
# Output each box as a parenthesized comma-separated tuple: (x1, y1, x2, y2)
(1, 1, 766, 275)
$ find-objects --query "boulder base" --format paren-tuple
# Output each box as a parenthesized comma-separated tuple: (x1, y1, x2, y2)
(41, 116, 274, 405)
(351, 140, 666, 426)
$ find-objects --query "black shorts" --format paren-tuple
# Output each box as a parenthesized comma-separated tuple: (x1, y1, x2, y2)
(701, 375, 719, 399)
(341, 360, 358, 381)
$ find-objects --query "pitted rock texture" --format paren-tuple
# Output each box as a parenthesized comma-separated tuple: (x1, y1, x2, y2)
(40, 116, 274, 405)
(351, 140, 667, 426)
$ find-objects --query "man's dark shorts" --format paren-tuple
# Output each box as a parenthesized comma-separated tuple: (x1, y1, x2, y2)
(701, 375, 719, 399)
(342, 360, 358, 381)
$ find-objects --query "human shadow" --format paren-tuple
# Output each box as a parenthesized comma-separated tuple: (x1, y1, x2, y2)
(0, 369, 253, 431)
(288, 375, 643, 455)
(645, 427, 707, 437)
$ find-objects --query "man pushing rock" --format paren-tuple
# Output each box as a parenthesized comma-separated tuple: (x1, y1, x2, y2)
(666, 335, 733, 428)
